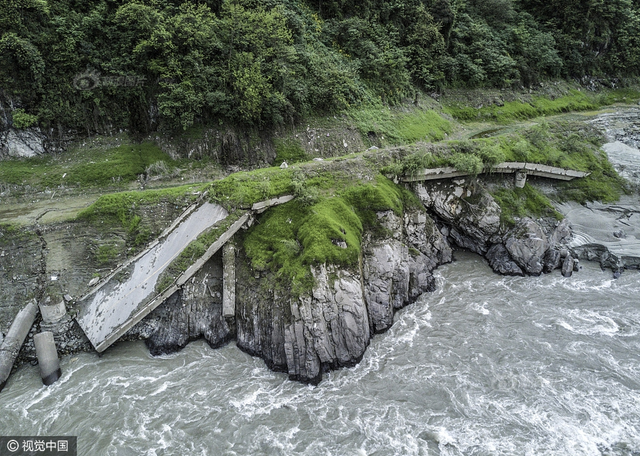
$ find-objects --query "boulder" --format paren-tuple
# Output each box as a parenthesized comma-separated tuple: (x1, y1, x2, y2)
(486, 244, 524, 276)
(543, 249, 562, 273)
(562, 254, 574, 278)
(504, 218, 549, 275)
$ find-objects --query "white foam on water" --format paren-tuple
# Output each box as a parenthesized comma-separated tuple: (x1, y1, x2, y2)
(3, 259, 640, 456)
(556, 309, 621, 337)
(470, 301, 490, 315)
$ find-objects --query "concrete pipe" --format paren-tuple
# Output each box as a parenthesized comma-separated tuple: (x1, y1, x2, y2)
(0, 301, 39, 393)
(34, 332, 62, 386)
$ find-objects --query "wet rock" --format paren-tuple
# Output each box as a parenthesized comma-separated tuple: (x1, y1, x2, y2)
(613, 229, 626, 239)
(543, 249, 562, 273)
(550, 219, 573, 245)
(235, 209, 448, 383)
(403, 209, 452, 265)
(562, 255, 574, 277)
(414, 181, 500, 255)
(486, 244, 523, 276)
(285, 265, 370, 384)
(363, 240, 410, 332)
(504, 218, 549, 275)
(141, 256, 229, 355)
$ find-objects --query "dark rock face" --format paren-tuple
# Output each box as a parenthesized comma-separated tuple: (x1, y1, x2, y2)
(486, 244, 524, 276)
(362, 210, 447, 333)
(413, 180, 574, 277)
(235, 208, 450, 384)
(415, 180, 500, 255)
(504, 218, 549, 275)
(0, 178, 587, 383)
(543, 249, 562, 273)
(562, 255, 575, 278)
(129, 252, 231, 355)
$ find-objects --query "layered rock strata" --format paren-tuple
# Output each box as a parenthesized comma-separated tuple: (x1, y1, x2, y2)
(234, 208, 451, 383)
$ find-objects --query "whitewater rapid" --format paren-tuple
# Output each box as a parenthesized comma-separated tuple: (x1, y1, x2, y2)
(1, 251, 639, 455)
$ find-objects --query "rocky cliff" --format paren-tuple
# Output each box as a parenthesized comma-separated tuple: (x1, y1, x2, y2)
(233, 207, 451, 384)
(413, 178, 576, 278)
(0, 176, 612, 384)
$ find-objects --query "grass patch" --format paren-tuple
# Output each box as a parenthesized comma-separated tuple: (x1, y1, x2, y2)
(243, 199, 361, 296)
(242, 174, 415, 297)
(274, 138, 309, 164)
(0, 223, 36, 244)
(77, 184, 204, 247)
(208, 167, 294, 209)
(0, 142, 177, 190)
(347, 103, 453, 146)
(445, 90, 609, 123)
(557, 168, 627, 204)
(491, 184, 563, 226)
(96, 243, 120, 266)
(385, 119, 620, 189)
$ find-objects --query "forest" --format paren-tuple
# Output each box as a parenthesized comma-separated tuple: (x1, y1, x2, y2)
(2, 0, 640, 134)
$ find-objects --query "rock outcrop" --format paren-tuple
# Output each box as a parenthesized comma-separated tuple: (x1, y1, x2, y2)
(413, 179, 575, 277)
(235, 207, 451, 383)
(0, 128, 46, 158)
(128, 252, 232, 354)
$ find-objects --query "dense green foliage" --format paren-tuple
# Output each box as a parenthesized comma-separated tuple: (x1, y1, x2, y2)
(3, 0, 640, 135)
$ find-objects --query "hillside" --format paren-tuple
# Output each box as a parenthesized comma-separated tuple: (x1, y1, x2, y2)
(2, 0, 640, 141)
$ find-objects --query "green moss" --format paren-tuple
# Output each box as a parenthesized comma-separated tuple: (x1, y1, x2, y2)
(77, 184, 204, 250)
(0, 142, 177, 190)
(96, 243, 120, 266)
(557, 168, 627, 204)
(596, 88, 640, 105)
(394, 110, 453, 143)
(347, 103, 453, 146)
(77, 184, 203, 226)
(492, 184, 563, 226)
(342, 175, 404, 231)
(208, 167, 294, 209)
(445, 90, 601, 123)
(242, 174, 411, 297)
(386, 120, 621, 204)
(0, 223, 36, 244)
(274, 138, 309, 164)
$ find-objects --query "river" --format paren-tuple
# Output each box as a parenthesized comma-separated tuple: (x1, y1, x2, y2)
(1, 251, 639, 455)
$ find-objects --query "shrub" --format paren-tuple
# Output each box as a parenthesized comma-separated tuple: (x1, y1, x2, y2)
(11, 109, 38, 129)
(449, 153, 483, 174)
